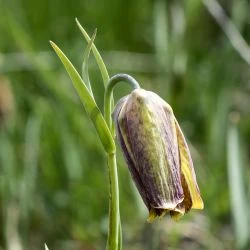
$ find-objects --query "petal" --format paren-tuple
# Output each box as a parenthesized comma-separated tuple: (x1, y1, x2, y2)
(147, 208, 168, 222)
(115, 97, 151, 209)
(122, 89, 184, 211)
(174, 118, 204, 210)
(112, 95, 128, 125)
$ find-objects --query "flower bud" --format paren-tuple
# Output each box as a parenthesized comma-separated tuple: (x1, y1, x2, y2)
(113, 89, 203, 221)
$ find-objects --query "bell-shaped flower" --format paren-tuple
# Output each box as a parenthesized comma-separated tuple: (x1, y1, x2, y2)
(113, 89, 203, 221)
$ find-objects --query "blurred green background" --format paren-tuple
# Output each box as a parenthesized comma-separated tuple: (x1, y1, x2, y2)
(1, 0, 250, 249)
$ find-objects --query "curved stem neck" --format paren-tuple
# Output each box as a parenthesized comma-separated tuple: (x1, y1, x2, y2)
(104, 74, 140, 129)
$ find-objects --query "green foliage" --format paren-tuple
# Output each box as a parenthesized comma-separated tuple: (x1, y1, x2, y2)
(49, 40, 115, 154)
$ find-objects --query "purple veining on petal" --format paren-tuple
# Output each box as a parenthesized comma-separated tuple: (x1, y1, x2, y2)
(112, 95, 128, 125)
(123, 89, 184, 210)
(114, 95, 151, 209)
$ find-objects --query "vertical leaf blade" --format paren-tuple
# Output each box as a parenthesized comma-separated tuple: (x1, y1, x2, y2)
(81, 29, 97, 96)
(50, 41, 115, 153)
(227, 121, 249, 249)
(75, 18, 110, 86)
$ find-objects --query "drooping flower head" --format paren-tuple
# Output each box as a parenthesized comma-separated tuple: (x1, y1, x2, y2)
(113, 88, 203, 221)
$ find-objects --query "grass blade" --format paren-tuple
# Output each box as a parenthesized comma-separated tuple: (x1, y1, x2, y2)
(227, 119, 249, 249)
(20, 115, 41, 218)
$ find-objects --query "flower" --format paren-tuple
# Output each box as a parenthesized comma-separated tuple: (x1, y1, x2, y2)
(113, 88, 203, 221)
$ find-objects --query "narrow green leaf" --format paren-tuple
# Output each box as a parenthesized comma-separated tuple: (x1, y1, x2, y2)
(82, 29, 97, 96)
(20, 115, 41, 218)
(50, 41, 115, 154)
(227, 121, 249, 249)
(75, 19, 115, 136)
(75, 18, 110, 86)
(44, 244, 49, 250)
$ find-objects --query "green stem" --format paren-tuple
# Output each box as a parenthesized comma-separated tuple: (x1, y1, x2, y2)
(107, 153, 119, 250)
(104, 74, 140, 250)
(104, 74, 140, 127)
(118, 222, 122, 250)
